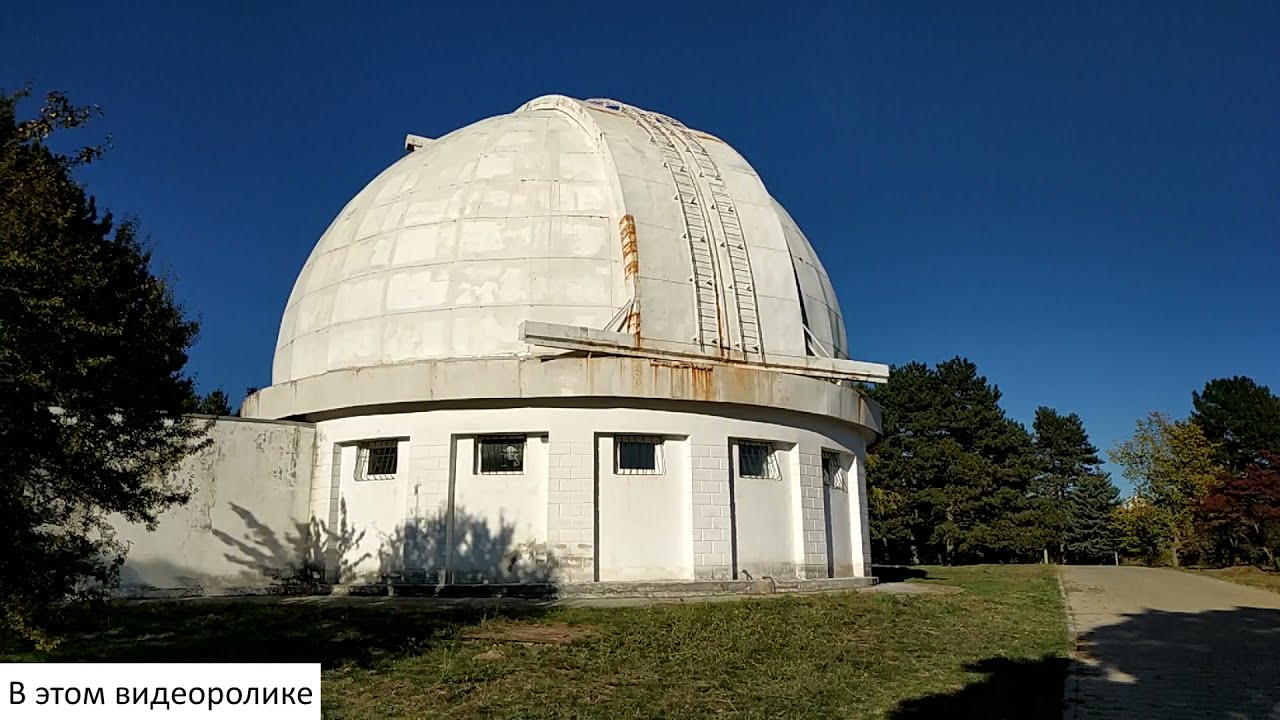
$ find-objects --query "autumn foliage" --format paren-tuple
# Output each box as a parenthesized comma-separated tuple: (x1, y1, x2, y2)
(1199, 455, 1280, 570)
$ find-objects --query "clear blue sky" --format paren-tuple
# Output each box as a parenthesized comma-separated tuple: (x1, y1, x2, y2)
(4, 1, 1277, 488)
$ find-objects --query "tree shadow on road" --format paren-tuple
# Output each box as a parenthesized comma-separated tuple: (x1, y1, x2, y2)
(888, 604, 1280, 719)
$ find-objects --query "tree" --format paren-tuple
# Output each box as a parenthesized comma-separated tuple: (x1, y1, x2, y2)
(1109, 413, 1220, 566)
(192, 388, 235, 416)
(1198, 455, 1280, 569)
(1064, 472, 1120, 563)
(1, 88, 202, 646)
(1112, 499, 1169, 566)
(1030, 407, 1108, 562)
(1191, 376, 1280, 472)
(868, 358, 1038, 564)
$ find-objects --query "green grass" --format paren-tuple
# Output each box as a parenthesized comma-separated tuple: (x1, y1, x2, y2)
(1189, 565, 1280, 594)
(6, 565, 1069, 719)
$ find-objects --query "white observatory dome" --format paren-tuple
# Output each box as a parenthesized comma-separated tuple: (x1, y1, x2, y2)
(222, 95, 888, 592)
(273, 95, 849, 385)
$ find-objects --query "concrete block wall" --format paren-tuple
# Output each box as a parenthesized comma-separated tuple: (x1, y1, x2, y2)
(547, 436, 596, 582)
(691, 442, 733, 580)
(405, 440, 451, 579)
(309, 443, 338, 576)
(408, 441, 451, 523)
(798, 450, 830, 579)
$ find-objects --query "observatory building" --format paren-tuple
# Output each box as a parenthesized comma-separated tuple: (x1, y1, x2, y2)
(115, 95, 888, 593)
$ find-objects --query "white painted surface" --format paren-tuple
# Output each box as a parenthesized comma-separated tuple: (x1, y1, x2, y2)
(596, 435, 693, 581)
(824, 452, 855, 577)
(852, 452, 872, 574)
(690, 442, 733, 577)
(245, 355, 883, 436)
(308, 401, 868, 584)
(732, 441, 799, 579)
(119, 400, 871, 591)
(335, 439, 410, 582)
(272, 95, 865, 384)
(112, 418, 315, 593)
(450, 435, 550, 582)
(119, 94, 886, 593)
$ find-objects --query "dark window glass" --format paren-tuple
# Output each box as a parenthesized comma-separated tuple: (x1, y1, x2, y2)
(617, 436, 661, 474)
(739, 441, 775, 479)
(479, 436, 525, 474)
(822, 451, 846, 490)
(367, 445, 398, 475)
(356, 440, 399, 480)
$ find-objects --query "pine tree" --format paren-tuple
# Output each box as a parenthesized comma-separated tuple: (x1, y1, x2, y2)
(1191, 376, 1280, 472)
(868, 358, 1038, 564)
(1030, 407, 1107, 562)
(1065, 473, 1120, 563)
(192, 388, 235, 416)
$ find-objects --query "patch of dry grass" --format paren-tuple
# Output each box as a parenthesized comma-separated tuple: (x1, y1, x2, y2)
(1189, 566, 1280, 594)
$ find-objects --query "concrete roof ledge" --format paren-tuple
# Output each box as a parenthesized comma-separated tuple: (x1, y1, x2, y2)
(242, 356, 881, 435)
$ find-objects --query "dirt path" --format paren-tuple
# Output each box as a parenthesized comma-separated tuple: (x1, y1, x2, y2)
(1060, 566, 1280, 719)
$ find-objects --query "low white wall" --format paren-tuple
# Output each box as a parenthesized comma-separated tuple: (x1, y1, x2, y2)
(312, 400, 871, 584)
(115, 401, 873, 592)
(113, 417, 315, 594)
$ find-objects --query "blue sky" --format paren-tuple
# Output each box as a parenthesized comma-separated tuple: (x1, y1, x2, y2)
(4, 1, 1277, 488)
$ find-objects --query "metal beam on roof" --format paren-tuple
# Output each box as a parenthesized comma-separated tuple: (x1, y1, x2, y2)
(519, 321, 889, 384)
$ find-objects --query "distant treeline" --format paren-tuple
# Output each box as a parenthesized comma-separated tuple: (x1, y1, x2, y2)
(867, 360, 1280, 569)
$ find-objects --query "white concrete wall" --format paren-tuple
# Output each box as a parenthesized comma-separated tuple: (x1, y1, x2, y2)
(824, 451, 854, 577)
(690, 441, 734, 578)
(334, 439, 410, 582)
(852, 452, 872, 574)
(596, 435, 693, 581)
(312, 400, 871, 584)
(113, 418, 315, 593)
(732, 440, 799, 579)
(116, 402, 872, 592)
(450, 435, 550, 582)
(115, 397, 870, 589)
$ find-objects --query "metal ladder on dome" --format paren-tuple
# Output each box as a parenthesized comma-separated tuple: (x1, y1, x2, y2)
(649, 113, 763, 359)
(602, 102, 724, 352)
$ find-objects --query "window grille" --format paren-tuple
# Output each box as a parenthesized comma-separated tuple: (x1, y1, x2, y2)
(738, 440, 779, 479)
(478, 435, 525, 474)
(616, 435, 664, 475)
(356, 440, 398, 481)
(822, 451, 847, 491)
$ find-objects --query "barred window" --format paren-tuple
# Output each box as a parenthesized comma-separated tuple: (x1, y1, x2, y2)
(616, 435, 664, 475)
(737, 440, 779, 479)
(356, 440, 398, 481)
(822, 450, 847, 491)
(478, 435, 525, 474)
